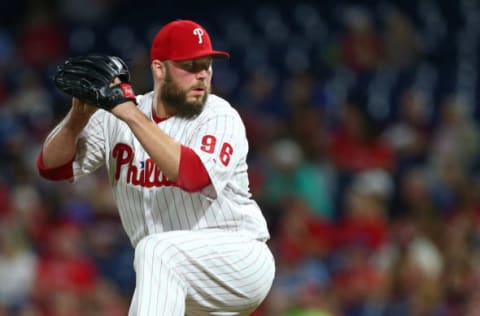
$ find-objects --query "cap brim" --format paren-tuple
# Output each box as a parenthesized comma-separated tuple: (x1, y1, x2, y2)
(210, 50, 230, 59)
(170, 50, 230, 61)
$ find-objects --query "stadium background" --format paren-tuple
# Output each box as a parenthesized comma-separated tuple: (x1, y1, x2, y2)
(1, 0, 480, 315)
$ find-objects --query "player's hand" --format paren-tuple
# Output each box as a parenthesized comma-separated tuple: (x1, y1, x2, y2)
(71, 97, 98, 117)
(53, 54, 137, 111)
(62, 97, 98, 130)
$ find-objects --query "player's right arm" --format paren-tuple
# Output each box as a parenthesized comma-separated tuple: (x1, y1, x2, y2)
(37, 97, 102, 181)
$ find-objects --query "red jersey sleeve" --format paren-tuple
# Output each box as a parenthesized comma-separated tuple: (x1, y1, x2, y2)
(36, 150, 74, 181)
(176, 145, 211, 192)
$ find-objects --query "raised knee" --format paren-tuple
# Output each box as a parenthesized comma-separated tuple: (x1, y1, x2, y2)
(134, 235, 177, 267)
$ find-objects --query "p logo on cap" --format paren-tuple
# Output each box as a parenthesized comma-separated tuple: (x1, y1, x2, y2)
(150, 20, 230, 61)
(193, 28, 204, 44)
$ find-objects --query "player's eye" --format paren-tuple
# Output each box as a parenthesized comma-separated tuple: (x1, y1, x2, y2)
(176, 61, 193, 71)
(176, 58, 212, 73)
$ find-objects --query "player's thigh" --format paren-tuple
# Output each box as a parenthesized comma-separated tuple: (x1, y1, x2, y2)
(176, 231, 275, 315)
(135, 230, 275, 314)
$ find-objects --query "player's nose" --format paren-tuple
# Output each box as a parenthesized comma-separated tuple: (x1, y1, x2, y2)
(194, 68, 210, 80)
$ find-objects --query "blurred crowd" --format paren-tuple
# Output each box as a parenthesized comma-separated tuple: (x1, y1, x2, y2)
(2, 0, 480, 315)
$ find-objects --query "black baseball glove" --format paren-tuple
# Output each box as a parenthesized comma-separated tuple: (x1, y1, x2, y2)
(53, 54, 137, 110)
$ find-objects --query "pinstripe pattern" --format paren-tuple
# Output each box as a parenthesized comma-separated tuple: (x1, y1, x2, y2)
(130, 230, 274, 316)
(72, 92, 269, 247)
(70, 92, 274, 314)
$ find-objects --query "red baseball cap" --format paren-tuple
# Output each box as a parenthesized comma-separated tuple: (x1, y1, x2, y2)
(150, 20, 230, 61)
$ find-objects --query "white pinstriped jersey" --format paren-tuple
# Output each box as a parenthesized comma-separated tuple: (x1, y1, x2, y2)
(72, 92, 270, 246)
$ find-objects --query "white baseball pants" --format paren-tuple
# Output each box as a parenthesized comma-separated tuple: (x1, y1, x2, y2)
(128, 229, 275, 316)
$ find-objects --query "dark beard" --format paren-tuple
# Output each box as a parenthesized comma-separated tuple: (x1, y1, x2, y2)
(160, 69, 208, 119)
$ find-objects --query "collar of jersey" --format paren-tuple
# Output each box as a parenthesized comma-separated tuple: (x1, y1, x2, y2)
(152, 108, 171, 123)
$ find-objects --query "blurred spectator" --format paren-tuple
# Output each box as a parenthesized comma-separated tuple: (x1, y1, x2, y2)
(290, 107, 328, 162)
(430, 95, 480, 173)
(430, 157, 470, 216)
(86, 216, 135, 296)
(284, 72, 318, 116)
(88, 279, 130, 316)
(267, 258, 337, 315)
(0, 221, 37, 311)
(18, 6, 67, 69)
(335, 169, 392, 252)
(382, 9, 422, 70)
(340, 6, 384, 74)
(7, 70, 54, 141)
(332, 244, 386, 316)
(260, 138, 335, 219)
(382, 88, 431, 169)
(328, 94, 396, 174)
(394, 166, 441, 241)
(267, 197, 337, 315)
(0, 181, 11, 217)
(273, 197, 334, 267)
(32, 222, 98, 312)
(236, 68, 286, 152)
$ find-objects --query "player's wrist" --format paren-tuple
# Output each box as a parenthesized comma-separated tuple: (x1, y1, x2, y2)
(99, 83, 137, 111)
(110, 100, 140, 122)
(64, 111, 92, 132)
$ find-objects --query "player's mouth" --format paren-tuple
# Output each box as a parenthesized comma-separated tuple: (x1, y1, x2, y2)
(191, 85, 207, 95)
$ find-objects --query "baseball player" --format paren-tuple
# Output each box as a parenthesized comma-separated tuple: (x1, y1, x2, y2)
(37, 20, 275, 315)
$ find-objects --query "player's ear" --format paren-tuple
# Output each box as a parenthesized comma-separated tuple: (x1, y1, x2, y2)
(151, 60, 166, 80)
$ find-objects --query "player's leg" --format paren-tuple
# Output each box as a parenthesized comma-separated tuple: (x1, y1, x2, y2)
(129, 229, 275, 316)
(182, 232, 275, 316)
(128, 234, 188, 316)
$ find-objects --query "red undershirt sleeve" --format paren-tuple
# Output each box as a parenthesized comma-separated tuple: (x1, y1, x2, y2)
(176, 145, 211, 192)
(36, 150, 74, 181)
